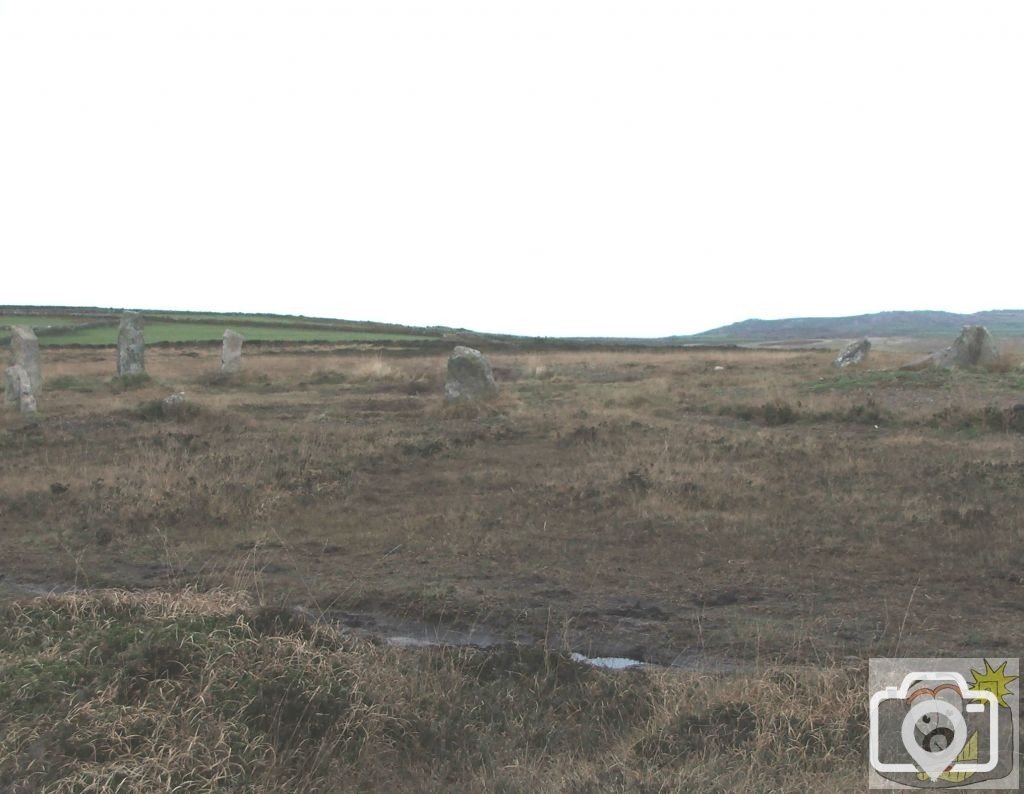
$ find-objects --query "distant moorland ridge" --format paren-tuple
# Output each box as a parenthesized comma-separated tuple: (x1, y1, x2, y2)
(688, 310, 1024, 342)
(5, 306, 1024, 347)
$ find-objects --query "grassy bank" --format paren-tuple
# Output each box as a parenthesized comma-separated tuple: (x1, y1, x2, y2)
(0, 589, 864, 793)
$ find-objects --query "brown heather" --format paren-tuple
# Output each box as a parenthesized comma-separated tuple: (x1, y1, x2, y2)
(1, 341, 1023, 791)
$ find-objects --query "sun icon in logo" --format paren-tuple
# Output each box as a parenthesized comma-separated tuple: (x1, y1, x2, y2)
(969, 659, 1018, 709)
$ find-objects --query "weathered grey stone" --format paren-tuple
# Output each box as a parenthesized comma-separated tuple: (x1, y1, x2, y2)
(833, 338, 871, 369)
(161, 391, 187, 417)
(899, 355, 933, 372)
(221, 329, 244, 373)
(444, 346, 498, 401)
(900, 325, 999, 370)
(10, 326, 42, 392)
(117, 313, 145, 376)
(935, 325, 999, 368)
(4, 365, 37, 414)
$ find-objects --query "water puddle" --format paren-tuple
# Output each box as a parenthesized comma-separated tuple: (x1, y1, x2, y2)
(570, 652, 644, 670)
(2, 578, 792, 677)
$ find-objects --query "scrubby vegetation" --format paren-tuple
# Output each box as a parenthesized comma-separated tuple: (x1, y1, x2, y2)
(0, 590, 865, 793)
(3, 341, 1024, 789)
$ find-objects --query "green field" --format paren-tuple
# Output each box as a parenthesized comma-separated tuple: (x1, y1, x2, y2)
(31, 322, 433, 345)
(1, 309, 439, 346)
(0, 315, 99, 329)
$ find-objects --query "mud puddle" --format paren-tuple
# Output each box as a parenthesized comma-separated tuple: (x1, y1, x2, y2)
(307, 606, 780, 675)
(2, 577, 795, 676)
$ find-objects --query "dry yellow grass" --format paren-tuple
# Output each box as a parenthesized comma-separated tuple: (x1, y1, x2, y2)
(0, 588, 866, 792)
(1, 340, 1023, 789)
(3, 343, 1023, 661)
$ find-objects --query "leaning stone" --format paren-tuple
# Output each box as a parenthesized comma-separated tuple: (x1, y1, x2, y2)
(221, 329, 244, 373)
(4, 365, 37, 414)
(833, 338, 871, 368)
(901, 325, 999, 370)
(117, 313, 145, 376)
(10, 326, 42, 392)
(899, 355, 934, 372)
(444, 346, 498, 401)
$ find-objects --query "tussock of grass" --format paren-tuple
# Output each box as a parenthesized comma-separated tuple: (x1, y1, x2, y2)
(194, 370, 278, 391)
(928, 403, 1024, 434)
(109, 373, 153, 393)
(306, 368, 349, 385)
(433, 393, 517, 421)
(719, 398, 800, 426)
(45, 375, 105, 393)
(807, 367, 1024, 393)
(0, 590, 864, 793)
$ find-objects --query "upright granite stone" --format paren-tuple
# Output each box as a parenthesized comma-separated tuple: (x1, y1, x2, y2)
(117, 313, 145, 376)
(934, 325, 999, 368)
(833, 338, 871, 369)
(10, 326, 42, 392)
(901, 325, 999, 370)
(444, 346, 498, 401)
(4, 365, 37, 414)
(221, 329, 244, 373)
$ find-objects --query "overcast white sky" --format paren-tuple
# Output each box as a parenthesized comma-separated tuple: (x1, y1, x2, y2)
(1, 2, 1021, 337)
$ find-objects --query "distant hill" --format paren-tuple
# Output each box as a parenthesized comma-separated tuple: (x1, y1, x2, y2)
(687, 310, 1024, 343)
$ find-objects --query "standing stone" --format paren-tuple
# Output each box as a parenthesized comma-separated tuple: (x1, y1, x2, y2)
(833, 338, 871, 369)
(934, 325, 999, 368)
(901, 325, 999, 370)
(444, 346, 498, 401)
(221, 329, 244, 373)
(117, 313, 145, 377)
(4, 365, 37, 414)
(10, 326, 42, 392)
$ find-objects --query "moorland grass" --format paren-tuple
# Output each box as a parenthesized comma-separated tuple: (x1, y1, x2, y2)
(0, 589, 865, 793)
(2, 343, 1023, 790)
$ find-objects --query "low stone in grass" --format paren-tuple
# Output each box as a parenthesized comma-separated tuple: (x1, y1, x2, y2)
(4, 364, 37, 414)
(221, 329, 244, 373)
(833, 338, 870, 369)
(117, 312, 146, 377)
(10, 326, 42, 392)
(161, 392, 188, 417)
(444, 346, 498, 401)
(137, 392, 197, 421)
